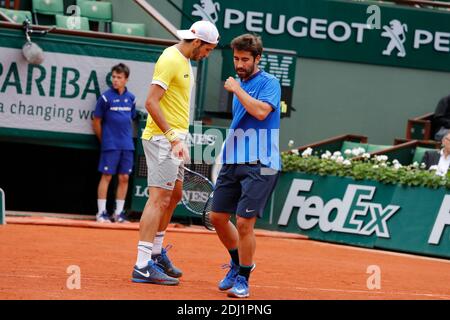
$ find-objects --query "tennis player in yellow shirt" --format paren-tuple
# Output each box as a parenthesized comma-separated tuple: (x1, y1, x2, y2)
(131, 21, 219, 285)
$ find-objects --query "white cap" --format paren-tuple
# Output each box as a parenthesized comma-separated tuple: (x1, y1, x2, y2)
(177, 20, 220, 44)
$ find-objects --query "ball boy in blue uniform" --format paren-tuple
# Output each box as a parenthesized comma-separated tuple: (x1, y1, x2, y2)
(93, 63, 137, 223)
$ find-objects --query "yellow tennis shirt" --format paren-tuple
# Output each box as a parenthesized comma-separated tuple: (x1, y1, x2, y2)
(142, 45, 193, 140)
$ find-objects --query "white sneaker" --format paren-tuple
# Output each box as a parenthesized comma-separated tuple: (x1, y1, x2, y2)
(114, 211, 130, 223)
(96, 211, 111, 223)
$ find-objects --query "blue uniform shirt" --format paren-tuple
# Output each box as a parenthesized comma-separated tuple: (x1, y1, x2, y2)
(94, 87, 137, 151)
(222, 70, 281, 170)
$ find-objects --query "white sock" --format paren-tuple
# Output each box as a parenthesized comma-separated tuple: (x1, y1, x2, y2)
(152, 232, 165, 256)
(115, 200, 125, 215)
(97, 199, 107, 215)
(136, 241, 153, 269)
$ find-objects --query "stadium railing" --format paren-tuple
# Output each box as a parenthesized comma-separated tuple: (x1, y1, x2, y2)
(296, 134, 368, 156)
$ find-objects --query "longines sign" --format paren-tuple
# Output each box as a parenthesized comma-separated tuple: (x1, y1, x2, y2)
(182, 0, 450, 72)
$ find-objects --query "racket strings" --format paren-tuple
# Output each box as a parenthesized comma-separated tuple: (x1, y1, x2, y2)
(203, 195, 215, 231)
(182, 171, 214, 214)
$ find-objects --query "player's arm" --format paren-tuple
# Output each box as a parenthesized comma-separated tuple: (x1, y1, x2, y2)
(145, 84, 189, 161)
(93, 94, 107, 143)
(92, 117, 102, 142)
(145, 84, 171, 134)
(224, 76, 273, 121)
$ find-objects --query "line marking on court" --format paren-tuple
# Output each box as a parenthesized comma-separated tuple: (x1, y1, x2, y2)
(252, 284, 450, 299)
(5, 214, 450, 264)
(307, 240, 450, 265)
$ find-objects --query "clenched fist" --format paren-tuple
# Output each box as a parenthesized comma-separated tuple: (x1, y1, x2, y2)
(224, 77, 240, 93)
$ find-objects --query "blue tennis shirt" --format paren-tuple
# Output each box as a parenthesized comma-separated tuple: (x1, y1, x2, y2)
(222, 70, 281, 170)
(94, 87, 137, 151)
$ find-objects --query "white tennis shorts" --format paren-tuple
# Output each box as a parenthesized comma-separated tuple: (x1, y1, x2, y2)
(142, 136, 185, 191)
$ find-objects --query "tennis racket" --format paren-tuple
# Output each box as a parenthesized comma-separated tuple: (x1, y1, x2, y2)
(182, 166, 215, 231)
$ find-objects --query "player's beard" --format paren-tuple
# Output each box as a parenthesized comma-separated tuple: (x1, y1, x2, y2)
(191, 46, 202, 61)
(235, 63, 256, 80)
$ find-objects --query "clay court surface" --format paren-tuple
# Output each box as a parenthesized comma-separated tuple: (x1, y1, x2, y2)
(1, 216, 450, 300)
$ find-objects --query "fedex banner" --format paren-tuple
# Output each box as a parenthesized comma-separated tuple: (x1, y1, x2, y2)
(256, 173, 450, 259)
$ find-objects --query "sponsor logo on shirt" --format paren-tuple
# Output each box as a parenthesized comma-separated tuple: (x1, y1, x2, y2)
(110, 107, 132, 111)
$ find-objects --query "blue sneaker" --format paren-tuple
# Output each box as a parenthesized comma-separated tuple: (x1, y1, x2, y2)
(114, 211, 130, 223)
(152, 245, 183, 278)
(96, 211, 111, 223)
(219, 261, 256, 291)
(131, 260, 179, 285)
(227, 275, 249, 298)
(218, 260, 239, 291)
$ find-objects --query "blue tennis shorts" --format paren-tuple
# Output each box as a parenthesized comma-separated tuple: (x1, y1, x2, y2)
(98, 150, 134, 175)
(211, 162, 280, 219)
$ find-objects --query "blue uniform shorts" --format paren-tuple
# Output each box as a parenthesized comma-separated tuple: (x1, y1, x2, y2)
(211, 162, 279, 219)
(98, 150, 134, 175)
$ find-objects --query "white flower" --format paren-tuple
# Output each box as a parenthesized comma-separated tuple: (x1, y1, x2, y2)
(336, 156, 344, 164)
(372, 165, 379, 169)
(288, 140, 295, 147)
(352, 147, 365, 156)
(343, 159, 352, 166)
(420, 162, 426, 169)
(331, 155, 337, 161)
(321, 151, 332, 160)
(392, 159, 400, 165)
(380, 162, 388, 168)
(344, 149, 352, 156)
(301, 147, 312, 157)
(362, 153, 371, 160)
(292, 149, 300, 156)
(333, 151, 342, 157)
(375, 155, 388, 162)
(429, 165, 438, 171)
(393, 163, 402, 170)
(412, 162, 419, 168)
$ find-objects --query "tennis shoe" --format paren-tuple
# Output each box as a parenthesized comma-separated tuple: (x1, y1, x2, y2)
(152, 245, 183, 278)
(219, 261, 256, 291)
(131, 260, 179, 285)
(96, 211, 111, 223)
(218, 260, 239, 291)
(114, 211, 130, 223)
(227, 275, 249, 298)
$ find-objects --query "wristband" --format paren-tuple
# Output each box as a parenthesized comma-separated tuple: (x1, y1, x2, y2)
(164, 128, 179, 142)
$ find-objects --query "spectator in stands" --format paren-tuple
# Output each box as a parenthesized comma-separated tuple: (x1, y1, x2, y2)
(93, 63, 137, 223)
(422, 131, 450, 176)
(432, 94, 450, 140)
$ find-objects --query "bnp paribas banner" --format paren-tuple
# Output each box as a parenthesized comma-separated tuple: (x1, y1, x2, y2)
(0, 28, 197, 148)
(258, 172, 450, 259)
(182, 0, 450, 72)
(0, 47, 154, 136)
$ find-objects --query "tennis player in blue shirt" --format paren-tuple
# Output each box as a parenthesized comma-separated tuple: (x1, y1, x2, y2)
(209, 34, 281, 298)
(93, 63, 137, 223)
